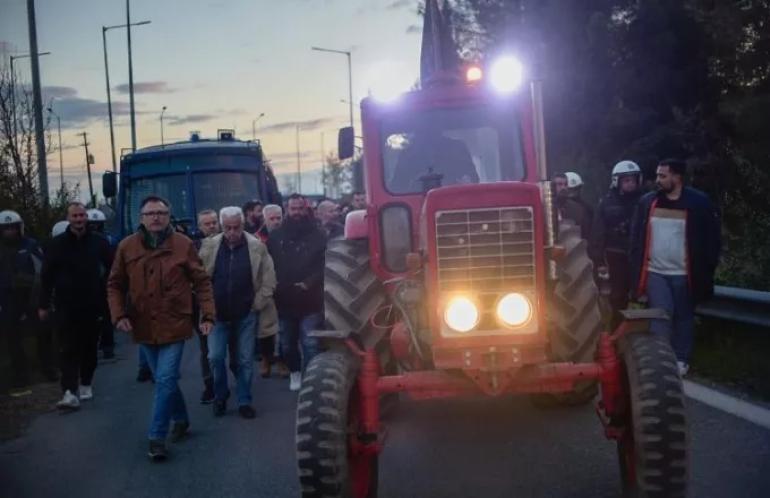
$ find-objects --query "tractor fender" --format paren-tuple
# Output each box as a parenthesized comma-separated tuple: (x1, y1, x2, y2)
(344, 209, 368, 240)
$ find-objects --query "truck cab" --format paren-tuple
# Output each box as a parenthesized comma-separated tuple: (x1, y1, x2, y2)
(102, 130, 281, 240)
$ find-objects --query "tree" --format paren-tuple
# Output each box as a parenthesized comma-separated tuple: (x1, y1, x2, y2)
(321, 152, 354, 199)
(0, 64, 77, 239)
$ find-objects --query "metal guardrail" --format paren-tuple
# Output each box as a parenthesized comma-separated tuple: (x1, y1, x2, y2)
(696, 286, 770, 328)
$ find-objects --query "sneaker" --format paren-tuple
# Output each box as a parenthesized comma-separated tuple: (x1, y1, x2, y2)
(238, 405, 256, 419)
(147, 439, 168, 461)
(259, 358, 271, 378)
(213, 399, 226, 417)
(169, 421, 190, 442)
(289, 372, 302, 392)
(136, 367, 153, 383)
(677, 361, 690, 377)
(56, 390, 80, 410)
(200, 385, 215, 404)
(276, 361, 290, 379)
(79, 385, 93, 400)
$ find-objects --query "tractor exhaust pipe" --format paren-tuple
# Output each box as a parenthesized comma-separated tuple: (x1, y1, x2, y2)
(531, 79, 558, 280)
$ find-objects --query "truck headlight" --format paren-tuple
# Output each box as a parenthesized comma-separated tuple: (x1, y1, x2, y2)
(443, 296, 479, 333)
(496, 292, 532, 328)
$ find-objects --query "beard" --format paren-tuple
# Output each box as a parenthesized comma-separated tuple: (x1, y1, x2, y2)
(284, 214, 313, 237)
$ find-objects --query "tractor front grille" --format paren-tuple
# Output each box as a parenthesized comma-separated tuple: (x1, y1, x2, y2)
(435, 207, 536, 325)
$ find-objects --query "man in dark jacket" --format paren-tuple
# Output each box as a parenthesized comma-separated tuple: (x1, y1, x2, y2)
(0, 210, 45, 388)
(39, 202, 112, 410)
(316, 200, 344, 240)
(267, 194, 326, 391)
(590, 161, 644, 326)
(629, 159, 721, 376)
(108, 195, 215, 461)
(555, 172, 593, 240)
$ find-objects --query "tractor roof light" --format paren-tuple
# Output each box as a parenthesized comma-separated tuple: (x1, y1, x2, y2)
(466, 65, 483, 83)
(489, 56, 525, 94)
(443, 296, 480, 333)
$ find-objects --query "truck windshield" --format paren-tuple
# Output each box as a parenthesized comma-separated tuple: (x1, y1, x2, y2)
(124, 171, 260, 232)
(381, 106, 525, 194)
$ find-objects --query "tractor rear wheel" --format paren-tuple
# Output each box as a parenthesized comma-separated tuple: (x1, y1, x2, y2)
(617, 332, 688, 497)
(534, 220, 603, 406)
(296, 350, 379, 498)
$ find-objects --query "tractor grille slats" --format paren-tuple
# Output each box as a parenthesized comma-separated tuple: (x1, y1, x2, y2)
(435, 207, 536, 296)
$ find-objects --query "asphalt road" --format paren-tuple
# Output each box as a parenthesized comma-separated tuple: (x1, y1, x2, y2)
(1, 334, 769, 498)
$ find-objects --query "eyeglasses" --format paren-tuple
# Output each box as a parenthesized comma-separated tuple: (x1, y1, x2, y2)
(141, 211, 170, 218)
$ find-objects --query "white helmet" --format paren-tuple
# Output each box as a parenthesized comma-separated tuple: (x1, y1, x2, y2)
(87, 208, 107, 222)
(565, 172, 583, 189)
(0, 210, 23, 226)
(611, 160, 642, 188)
(51, 220, 69, 237)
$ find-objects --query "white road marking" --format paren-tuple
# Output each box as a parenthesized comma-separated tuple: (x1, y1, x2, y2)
(684, 380, 770, 430)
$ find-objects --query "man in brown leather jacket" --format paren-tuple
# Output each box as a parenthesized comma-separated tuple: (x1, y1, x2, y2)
(108, 195, 215, 461)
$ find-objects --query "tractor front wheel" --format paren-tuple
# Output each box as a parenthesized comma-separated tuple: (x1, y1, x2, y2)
(296, 350, 379, 498)
(617, 332, 688, 497)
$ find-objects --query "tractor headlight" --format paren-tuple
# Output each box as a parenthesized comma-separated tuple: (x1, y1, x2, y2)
(490, 56, 524, 94)
(443, 296, 480, 333)
(496, 292, 533, 328)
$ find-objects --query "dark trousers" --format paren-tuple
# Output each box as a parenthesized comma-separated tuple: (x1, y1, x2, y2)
(99, 315, 114, 354)
(258, 335, 275, 362)
(606, 249, 631, 327)
(57, 311, 100, 394)
(196, 327, 238, 390)
(0, 296, 29, 385)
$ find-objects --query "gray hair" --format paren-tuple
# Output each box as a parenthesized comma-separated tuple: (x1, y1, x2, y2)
(263, 204, 282, 217)
(219, 206, 245, 225)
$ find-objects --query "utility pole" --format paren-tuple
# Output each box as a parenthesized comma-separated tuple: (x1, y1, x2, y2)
(126, 0, 137, 151)
(320, 132, 326, 197)
(160, 106, 167, 145)
(47, 107, 63, 190)
(78, 132, 95, 207)
(26, 0, 49, 206)
(296, 124, 302, 194)
(252, 112, 265, 141)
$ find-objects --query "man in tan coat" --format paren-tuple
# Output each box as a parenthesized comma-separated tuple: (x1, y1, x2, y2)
(108, 195, 215, 461)
(198, 206, 276, 418)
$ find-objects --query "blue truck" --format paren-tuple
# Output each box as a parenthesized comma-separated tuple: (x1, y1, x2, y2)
(102, 130, 281, 239)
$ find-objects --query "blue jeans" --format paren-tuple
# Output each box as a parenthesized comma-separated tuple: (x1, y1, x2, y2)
(140, 341, 188, 441)
(646, 272, 695, 362)
(208, 312, 257, 406)
(279, 313, 322, 373)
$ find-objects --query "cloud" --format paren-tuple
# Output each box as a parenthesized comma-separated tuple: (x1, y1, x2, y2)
(259, 116, 342, 134)
(113, 81, 177, 94)
(44, 86, 79, 99)
(41, 86, 131, 128)
(387, 0, 414, 10)
(406, 24, 421, 34)
(165, 114, 218, 126)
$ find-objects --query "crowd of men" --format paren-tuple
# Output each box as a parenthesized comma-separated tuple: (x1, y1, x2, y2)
(0, 157, 720, 461)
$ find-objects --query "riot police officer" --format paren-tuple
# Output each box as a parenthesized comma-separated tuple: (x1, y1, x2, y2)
(87, 208, 116, 360)
(589, 161, 643, 325)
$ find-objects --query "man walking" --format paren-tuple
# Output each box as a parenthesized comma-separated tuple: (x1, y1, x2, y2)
(630, 159, 721, 376)
(199, 207, 276, 418)
(86, 208, 116, 360)
(316, 200, 344, 239)
(590, 161, 644, 326)
(242, 200, 264, 235)
(0, 210, 45, 388)
(555, 172, 593, 240)
(267, 194, 326, 391)
(39, 202, 112, 409)
(254, 204, 283, 377)
(108, 196, 215, 461)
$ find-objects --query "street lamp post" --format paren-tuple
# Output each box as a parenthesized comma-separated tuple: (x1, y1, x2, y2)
(160, 106, 167, 145)
(9, 51, 50, 151)
(296, 124, 302, 194)
(252, 112, 265, 141)
(103, 19, 150, 164)
(46, 106, 64, 190)
(311, 46, 353, 129)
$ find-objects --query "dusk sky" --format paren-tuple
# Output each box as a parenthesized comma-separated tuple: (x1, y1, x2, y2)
(1, 0, 423, 196)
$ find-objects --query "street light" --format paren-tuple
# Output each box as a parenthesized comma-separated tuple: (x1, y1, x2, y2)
(252, 112, 265, 141)
(160, 106, 167, 145)
(9, 51, 50, 149)
(46, 106, 64, 190)
(311, 46, 354, 129)
(103, 19, 150, 169)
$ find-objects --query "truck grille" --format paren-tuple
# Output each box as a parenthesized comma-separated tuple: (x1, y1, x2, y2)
(435, 207, 536, 322)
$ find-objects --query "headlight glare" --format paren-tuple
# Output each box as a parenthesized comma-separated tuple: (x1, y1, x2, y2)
(443, 296, 479, 333)
(496, 292, 532, 327)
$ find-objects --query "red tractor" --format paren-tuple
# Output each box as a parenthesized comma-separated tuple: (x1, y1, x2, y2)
(295, 4, 688, 497)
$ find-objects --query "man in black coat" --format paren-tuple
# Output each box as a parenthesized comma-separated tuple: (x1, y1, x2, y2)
(589, 161, 644, 326)
(629, 159, 721, 376)
(38, 202, 113, 410)
(266, 194, 326, 391)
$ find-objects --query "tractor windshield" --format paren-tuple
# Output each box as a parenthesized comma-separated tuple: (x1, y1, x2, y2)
(381, 105, 525, 194)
